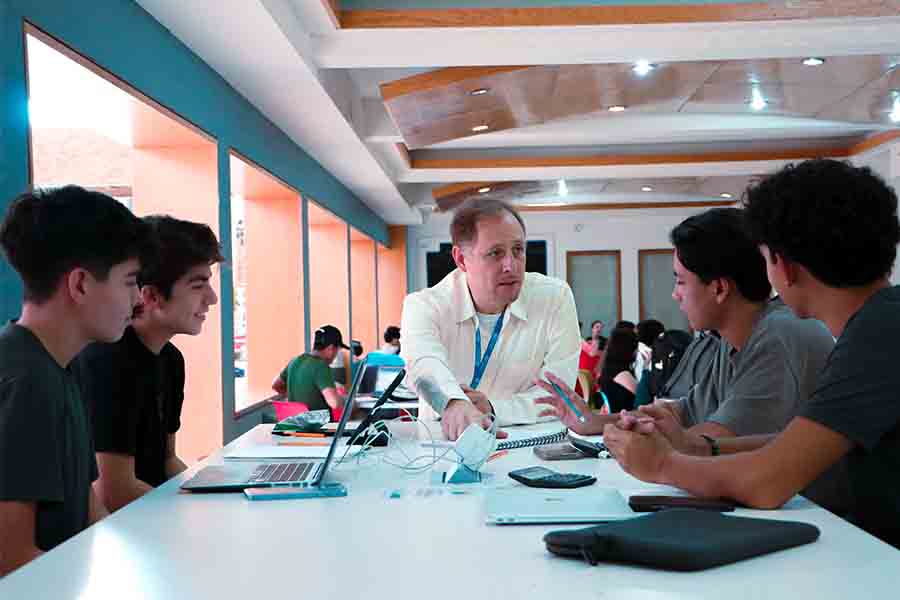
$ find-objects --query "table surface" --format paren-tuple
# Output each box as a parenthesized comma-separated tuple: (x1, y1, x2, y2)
(2, 422, 898, 600)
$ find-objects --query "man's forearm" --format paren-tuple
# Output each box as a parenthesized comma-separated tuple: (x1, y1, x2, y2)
(96, 477, 152, 513)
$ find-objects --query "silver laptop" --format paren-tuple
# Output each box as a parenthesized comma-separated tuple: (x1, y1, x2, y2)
(180, 358, 365, 493)
(485, 487, 635, 525)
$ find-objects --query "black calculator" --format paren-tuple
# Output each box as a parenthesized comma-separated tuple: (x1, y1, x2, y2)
(508, 466, 596, 489)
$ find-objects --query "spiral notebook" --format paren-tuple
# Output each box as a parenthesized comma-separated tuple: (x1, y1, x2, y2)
(496, 428, 568, 450)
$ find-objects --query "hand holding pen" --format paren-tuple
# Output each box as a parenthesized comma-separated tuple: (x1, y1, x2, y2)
(533, 371, 604, 436)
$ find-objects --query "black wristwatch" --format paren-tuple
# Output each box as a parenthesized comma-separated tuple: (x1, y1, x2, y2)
(699, 434, 720, 457)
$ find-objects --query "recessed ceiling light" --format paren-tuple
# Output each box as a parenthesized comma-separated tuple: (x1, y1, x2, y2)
(633, 60, 655, 77)
(608, 105, 626, 112)
(470, 88, 489, 96)
(641, 186, 653, 192)
(749, 87, 767, 111)
(802, 57, 825, 67)
(471, 124, 490, 132)
(477, 187, 491, 194)
(558, 179, 569, 197)
(720, 192, 733, 199)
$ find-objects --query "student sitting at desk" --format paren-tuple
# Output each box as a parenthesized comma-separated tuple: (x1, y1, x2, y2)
(272, 325, 349, 416)
(401, 198, 581, 441)
(537, 205, 844, 513)
(604, 160, 900, 548)
(0, 186, 153, 576)
(73, 216, 223, 512)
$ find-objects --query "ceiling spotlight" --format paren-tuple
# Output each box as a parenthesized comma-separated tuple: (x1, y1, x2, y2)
(890, 97, 900, 123)
(608, 105, 626, 112)
(633, 60, 655, 77)
(749, 87, 767, 111)
(641, 186, 653, 192)
(720, 192, 733, 199)
(470, 88, 489, 96)
(802, 57, 825, 67)
(477, 187, 491, 194)
(471, 124, 490, 132)
(558, 179, 569, 197)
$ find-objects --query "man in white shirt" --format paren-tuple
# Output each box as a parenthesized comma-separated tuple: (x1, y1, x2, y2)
(401, 198, 580, 440)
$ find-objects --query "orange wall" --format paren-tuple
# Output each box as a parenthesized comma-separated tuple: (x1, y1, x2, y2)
(350, 238, 378, 354)
(309, 223, 350, 343)
(244, 178, 303, 405)
(131, 145, 222, 464)
(377, 225, 407, 336)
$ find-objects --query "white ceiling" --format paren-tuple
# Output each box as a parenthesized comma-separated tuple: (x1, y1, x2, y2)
(134, 1, 900, 224)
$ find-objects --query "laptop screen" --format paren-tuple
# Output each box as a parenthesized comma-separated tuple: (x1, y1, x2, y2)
(374, 366, 403, 395)
(314, 357, 366, 485)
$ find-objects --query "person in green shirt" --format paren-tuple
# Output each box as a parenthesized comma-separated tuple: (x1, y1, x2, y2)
(272, 325, 349, 413)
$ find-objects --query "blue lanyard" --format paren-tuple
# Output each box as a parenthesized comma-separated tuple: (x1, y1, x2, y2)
(471, 310, 505, 389)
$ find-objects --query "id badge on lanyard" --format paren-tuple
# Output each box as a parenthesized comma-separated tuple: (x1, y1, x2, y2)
(470, 310, 505, 389)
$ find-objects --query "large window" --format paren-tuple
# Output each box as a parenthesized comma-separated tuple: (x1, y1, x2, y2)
(639, 249, 690, 331)
(26, 28, 221, 463)
(230, 154, 304, 413)
(567, 251, 622, 338)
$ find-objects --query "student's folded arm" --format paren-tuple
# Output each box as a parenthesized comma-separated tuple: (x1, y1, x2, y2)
(271, 375, 287, 395)
(93, 452, 153, 512)
(660, 417, 852, 508)
(88, 487, 109, 524)
(321, 387, 343, 411)
(0, 501, 43, 577)
(400, 293, 467, 415)
(494, 285, 581, 426)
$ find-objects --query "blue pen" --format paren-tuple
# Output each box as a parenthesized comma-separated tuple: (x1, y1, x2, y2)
(548, 379, 587, 424)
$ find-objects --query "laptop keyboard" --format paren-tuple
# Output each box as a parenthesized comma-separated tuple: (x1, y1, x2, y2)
(249, 462, 313, 484)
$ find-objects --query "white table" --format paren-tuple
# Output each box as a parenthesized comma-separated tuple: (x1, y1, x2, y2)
(2, 422, 898, 599)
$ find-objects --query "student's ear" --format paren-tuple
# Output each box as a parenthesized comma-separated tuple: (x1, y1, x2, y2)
(776, 253, 800, 287)
(451, 245, 468, 272)
(139, 285, 164, 310)
(712, 277, 732, 305)
(66, 268, 91, 305)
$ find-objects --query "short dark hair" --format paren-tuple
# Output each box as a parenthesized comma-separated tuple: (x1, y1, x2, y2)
(744, 159, 900, 288)
(0, 186, 153, 304)
(590, 320, 603, 328)
(450, 198, 526, 247)
(670, 207, 771, 302)
(384, 325, 400, 343)
(138, 215, 223, 298)
(637, 319, 665, 346)
(614, 320, 636, 330)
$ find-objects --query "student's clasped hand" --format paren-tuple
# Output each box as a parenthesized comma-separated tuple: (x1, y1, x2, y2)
(604, 414, 674, 484)
(533, 372, 600, 435)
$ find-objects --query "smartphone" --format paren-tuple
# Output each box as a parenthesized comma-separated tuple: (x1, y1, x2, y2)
(628, 494, 736, 512)
(568, 437, 608, 458)
(533, 442, 587, 461)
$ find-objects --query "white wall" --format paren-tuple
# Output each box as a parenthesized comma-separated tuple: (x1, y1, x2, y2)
(851, 140, 900, 285)
(407, 206, 714, 323)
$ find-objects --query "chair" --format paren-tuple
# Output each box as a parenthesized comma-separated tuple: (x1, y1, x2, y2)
(576, 369, 594, 406)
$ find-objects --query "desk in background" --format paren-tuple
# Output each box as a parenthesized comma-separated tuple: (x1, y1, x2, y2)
(2, 423, 899, 599)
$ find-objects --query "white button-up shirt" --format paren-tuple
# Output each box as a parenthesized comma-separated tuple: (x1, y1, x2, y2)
(400, 269, 581, 425)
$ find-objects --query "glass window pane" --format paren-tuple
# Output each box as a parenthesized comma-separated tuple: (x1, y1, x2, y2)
(567, 251, 621, 338)
(640, 250, 690, 331)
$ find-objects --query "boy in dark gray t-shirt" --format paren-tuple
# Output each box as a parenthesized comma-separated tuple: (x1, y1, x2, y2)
(599, 159, 900, 549)
(0, 186, 152, 576)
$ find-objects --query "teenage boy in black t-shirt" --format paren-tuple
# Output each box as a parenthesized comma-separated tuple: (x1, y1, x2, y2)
(598, 159, 900, 548)
(0, 186, 152, 576)
(74, 216, 223, 512)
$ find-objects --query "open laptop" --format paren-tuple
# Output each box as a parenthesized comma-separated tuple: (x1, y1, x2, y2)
(484, 487, 635, 525)
(359, 364, 415, 400)
(180, 358, 365, 493)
